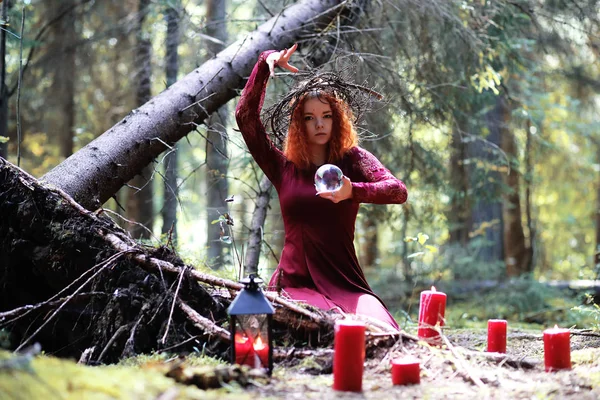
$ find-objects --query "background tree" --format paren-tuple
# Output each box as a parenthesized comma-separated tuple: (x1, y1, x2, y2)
(0, 0, 9, 160)
(126, 0, 154, 240)
(205, 0, 229, 269)
(161, 0, 181, 242)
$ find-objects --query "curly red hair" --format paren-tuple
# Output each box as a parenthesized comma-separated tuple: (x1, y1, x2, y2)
(284, 91, 358, 169)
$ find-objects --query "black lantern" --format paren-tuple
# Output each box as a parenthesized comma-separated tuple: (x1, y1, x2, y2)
(227, 274, 274, 374)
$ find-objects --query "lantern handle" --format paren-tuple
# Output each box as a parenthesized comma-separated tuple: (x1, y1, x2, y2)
(240, 274, 264, 291)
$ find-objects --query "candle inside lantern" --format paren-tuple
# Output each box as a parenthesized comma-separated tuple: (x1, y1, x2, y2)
(234, 333, 253, 367)
(487, 319, 507, 353)
(333, 320, 366, 392)
(253, 335, 269, 367)
(417, 286, 447, 342)
(543, 325, 571, 372)
(391, 358, 420, 385)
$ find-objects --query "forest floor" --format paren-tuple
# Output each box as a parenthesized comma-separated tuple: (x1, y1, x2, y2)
(1, 327, 600, 399)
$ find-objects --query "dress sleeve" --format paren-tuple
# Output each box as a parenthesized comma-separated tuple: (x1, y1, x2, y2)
(348, 147, 408, 204)
(234, 50, 287, 188)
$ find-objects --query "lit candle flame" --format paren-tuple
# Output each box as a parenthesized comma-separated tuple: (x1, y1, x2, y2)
(431, 286, 436, 292)
(235, 333, 248, 344)
(554, 324, 559, 329)
(254, 335, 265, 350)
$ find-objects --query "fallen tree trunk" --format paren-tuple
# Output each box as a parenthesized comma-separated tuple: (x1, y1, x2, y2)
(41, 0, 351, 210)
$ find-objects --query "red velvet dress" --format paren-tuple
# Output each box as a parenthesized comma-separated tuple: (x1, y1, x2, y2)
(235, 51, 408, 330)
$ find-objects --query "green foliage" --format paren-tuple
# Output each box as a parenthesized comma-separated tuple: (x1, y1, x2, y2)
(440, 241, 506, 281)
(1, 0, 598, 283)
(572, 294, 600, 331)
(404, 232, 438, 260)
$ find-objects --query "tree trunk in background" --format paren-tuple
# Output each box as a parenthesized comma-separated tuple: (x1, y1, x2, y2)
(358, 139, 381, 270)
(447, 118, 473, 280)
(595, 142, 600, 269)
(48, 0, 77, 159)
(497, 95, 532, 276)
(244, 175, 274, 275)
(466, 106, 504, 264)
(524, 118, 535, 268)
(359, 215, 379, 268)
(448, 119, 472, 246)
(0, 0, 8, 160)
(127, 0, 154, 239)
(161, 3, 180, 242)
(42, 0, 347, 212)
(205, 0, 229, 268)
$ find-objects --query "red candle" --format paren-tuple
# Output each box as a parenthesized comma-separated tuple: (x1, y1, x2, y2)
(253, 335, 269, 368)
(234, 333, 253, 367)
(417, 286, 447, 342)
(487, 319, 507, 353)
(333, 320, 366, 392)
(391, 358, 420, 385)
(543, 325, 571, 372)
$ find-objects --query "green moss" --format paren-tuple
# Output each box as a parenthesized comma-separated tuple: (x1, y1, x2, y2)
(0, 350, 245, 400)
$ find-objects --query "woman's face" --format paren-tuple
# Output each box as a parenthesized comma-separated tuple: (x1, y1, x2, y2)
(303, 97, 333, 147)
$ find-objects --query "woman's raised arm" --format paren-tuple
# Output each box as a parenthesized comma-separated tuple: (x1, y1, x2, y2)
(234, 45, 298, 188)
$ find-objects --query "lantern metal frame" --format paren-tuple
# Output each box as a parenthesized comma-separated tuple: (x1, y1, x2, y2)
(227, 274, 274, 375)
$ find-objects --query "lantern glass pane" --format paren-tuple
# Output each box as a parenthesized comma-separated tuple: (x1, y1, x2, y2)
(233, 314, 269, 369)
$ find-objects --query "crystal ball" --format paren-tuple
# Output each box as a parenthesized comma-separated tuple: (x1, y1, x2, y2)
(314, 164, 343, 192)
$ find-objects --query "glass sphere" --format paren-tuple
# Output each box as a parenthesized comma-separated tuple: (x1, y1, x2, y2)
(314, 164, 343, 192)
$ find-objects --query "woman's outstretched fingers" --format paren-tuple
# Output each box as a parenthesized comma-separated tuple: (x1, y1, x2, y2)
(266, 44, 298, 77)
(278, 43, 299, 73)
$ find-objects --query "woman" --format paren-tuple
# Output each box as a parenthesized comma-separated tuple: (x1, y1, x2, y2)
(235, 44, 407, 330)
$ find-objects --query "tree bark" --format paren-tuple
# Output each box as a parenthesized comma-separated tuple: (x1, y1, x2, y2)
(0, 0, 10, 159)
(205, 0, 229, 269)
(596, 142, 600, 268)
(126, 0, 154, 239)
(466, 105, 504, 264)
(497, 95, 532, 276)
(41, 0, 350, 211)
(161, 3, 181, 241)
(448, 118, 472, 246)
(244, 175, 274, 275)
(48, 0, 77, 159)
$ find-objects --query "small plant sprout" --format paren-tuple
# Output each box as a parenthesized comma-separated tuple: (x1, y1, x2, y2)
(404, 232, 438, 261)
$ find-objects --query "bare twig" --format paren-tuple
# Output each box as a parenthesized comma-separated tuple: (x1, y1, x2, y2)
(97, 323, 133, 363)
(15, 250, 130, 352)
(440, 331, 487, 390)
(161, 267, 186, 344)
(0, 292, 107, 326)
(177, 300, 230, 342)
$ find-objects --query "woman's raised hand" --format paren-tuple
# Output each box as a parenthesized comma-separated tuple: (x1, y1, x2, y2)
(266, 43, 299, 77)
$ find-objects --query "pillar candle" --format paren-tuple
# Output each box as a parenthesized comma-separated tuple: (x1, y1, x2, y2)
(391, 358, 420, 385)
(487, 319, 507, 353)
(417, 286, 447, 342)
(234, 333, 253, 367)
(253, 336, 269, 368)
(333, 320, 366, 392)
(543, 326, 571, 372)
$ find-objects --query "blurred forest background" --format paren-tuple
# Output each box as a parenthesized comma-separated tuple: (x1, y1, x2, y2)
(1, 0, 599, 326)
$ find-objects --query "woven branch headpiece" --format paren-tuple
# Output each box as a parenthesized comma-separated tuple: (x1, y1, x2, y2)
(262, 69, 383, 148)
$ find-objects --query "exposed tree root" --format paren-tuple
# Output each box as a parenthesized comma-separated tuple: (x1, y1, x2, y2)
(0, 157, 366, 364)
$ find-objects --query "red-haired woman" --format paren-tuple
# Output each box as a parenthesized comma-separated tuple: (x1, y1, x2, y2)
(235, 45, 408, 330)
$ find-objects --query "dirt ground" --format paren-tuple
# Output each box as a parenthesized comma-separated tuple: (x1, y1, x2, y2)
(253, 328, 600, 400)
(2, 327, 600, 399)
